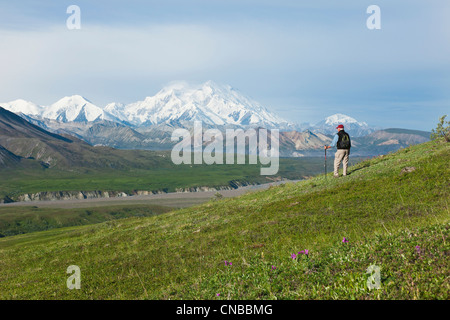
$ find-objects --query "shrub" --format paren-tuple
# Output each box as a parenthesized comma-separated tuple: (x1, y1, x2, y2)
(430, 115, 450, 142)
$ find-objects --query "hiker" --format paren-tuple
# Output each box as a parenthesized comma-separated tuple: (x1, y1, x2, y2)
(325, 124, 351, 177)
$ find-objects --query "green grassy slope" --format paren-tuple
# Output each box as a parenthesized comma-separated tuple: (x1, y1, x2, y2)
(0, 140, 448, 299)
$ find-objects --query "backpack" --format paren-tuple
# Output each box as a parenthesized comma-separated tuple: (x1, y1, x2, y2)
(337, 131, 351, 149)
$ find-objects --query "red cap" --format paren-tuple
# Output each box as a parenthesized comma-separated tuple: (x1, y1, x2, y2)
(336, 124, 344, 129)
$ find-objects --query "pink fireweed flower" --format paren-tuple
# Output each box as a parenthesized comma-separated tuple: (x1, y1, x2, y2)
(298, 250, 309, 256)
(291, 253, 297, 259)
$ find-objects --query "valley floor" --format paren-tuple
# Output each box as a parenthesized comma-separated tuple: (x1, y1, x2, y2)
(0, 180, 300, 209)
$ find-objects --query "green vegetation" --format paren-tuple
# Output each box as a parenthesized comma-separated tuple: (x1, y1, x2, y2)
(198, 222, 449, 299)
(0, 139, 448, 299)
(0, 204, 172, 237)
(0, 156, 364, 201)
(431, 115, 450, 142)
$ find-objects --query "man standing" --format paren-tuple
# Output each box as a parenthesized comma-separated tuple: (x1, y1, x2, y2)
(325, 124, 351, 177)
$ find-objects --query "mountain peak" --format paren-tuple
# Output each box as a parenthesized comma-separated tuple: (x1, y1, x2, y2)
(0, 99, 43, 116)
(325, 113, 362, 125)
(41, 95, 120, 123)
(57, 95, 92, 104)
(156, 80, 228, 96)
(310, 113, 373, 137)
(121, 81, 293, 128)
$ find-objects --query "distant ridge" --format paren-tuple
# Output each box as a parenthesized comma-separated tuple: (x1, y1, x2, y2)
(0, 107, 167, 169)
(0, 144, 21, 167)
(0, 107, 72, 143)
(382, 128, 430, 139)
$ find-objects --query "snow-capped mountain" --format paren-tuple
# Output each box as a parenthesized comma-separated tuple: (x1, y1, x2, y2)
(104, 102, 127, 122)
(114, 81, 293, 129)
(325, 114, 366, 126)
(2, 88, 427, 157)
(1, 84, 378, 138)
(1, 81, 293, 129)
(310, 113, 375, 137)
(42, 95, 119, 123)
(0, 99, 43, 116)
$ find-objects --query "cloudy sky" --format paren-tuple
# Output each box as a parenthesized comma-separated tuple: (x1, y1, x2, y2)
(0, 0, 449, 130)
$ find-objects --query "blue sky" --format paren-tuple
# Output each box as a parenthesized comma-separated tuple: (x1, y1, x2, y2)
(0, 0, 449, 130)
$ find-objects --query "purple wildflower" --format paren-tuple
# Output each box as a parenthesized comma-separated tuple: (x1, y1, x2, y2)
(271, 265, 276, 270)
(291, 253, 297, 260)
(342, 237, 349, 243)
(216, 293, 220, 297)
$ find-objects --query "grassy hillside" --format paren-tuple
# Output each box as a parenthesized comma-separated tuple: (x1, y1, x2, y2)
(0, 139, 448, 299)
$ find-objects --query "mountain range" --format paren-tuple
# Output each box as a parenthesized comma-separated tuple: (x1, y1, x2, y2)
(1, 81, 373, 133)
(2, 81, 293, 129)
(0, 107, 173, 170)
(0, 81, 430, 156)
